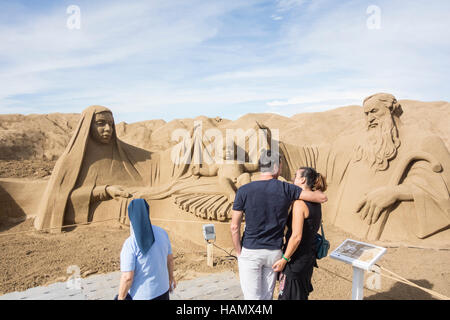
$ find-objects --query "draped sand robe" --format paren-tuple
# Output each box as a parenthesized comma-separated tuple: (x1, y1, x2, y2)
(34, 112, 282, 229)
(33, 106, 191, 232)
(279, 129, 450, 243)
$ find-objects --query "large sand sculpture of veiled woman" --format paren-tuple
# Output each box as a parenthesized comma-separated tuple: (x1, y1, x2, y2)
(33, 106, 191, 233)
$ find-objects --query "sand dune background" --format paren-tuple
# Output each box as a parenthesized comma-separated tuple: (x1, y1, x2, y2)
(1, 100, 448, 164)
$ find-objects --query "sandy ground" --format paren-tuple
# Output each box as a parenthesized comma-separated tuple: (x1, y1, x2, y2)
(0, 216, 448, 300)
(0, 161, 449, 300)
(0, 160, 55, 179)
(0, 218, 237, 296)
(307, 223, 450, 300)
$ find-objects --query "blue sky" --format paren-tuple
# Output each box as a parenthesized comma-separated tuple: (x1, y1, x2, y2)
(0, 0, 449, 123)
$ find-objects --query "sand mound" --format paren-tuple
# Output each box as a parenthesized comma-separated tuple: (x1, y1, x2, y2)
(0, 113, 79, 160)
(286, 100, 450, 148)
(1, 100, 447, 165)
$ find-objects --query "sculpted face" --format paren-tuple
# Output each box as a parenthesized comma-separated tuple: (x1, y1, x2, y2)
(90, 112, 114, 144)
(224, 144, 234, 161)
(363, 98, 389, 130)
(355, 95, 401, 171)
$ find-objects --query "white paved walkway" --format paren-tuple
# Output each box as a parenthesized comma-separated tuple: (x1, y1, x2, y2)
(0, 271, 243, 300)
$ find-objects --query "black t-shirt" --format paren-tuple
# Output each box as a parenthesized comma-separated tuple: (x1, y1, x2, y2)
(232, 179, 302, 250)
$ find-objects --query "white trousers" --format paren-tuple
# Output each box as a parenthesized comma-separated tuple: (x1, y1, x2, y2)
(238, 247, 282, 300)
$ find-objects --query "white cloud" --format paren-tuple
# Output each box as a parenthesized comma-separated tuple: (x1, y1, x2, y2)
(276, 0, 307, 12)
(266, 90, 367, 107)
(271, 15, 283, 21)
(0, 0, 448, 122)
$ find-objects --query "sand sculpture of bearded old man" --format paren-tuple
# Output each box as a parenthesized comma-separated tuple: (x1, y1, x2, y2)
(34, 106, 190, 233)
(280, 93, 450, 245)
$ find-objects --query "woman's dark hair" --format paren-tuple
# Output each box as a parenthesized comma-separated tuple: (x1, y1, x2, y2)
(299, 167, 327, 192)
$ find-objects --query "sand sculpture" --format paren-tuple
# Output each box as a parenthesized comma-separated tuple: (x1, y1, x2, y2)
(33, 107, 269, 231)
(155, 121, 270, 221)
(280, 93, 450, 243)
(33, 106, 193, 232)
(31, 94, 449, 245)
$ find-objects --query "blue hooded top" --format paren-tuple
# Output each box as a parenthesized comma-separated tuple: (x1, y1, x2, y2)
(127, 198, 155, 254)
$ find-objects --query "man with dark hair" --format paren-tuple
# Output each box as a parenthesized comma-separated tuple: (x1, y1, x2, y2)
(230, 149, 327, 300)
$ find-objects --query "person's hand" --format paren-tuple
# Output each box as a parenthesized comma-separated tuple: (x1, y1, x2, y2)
(106, 185, 131, 199)
(355, 186, 399, 224)
(272, 258, 287, 273)
(169, 278, 177, 292)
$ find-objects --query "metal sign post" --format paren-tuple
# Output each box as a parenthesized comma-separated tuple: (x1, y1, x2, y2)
(352, 267, 365, 300)
(203, 224, 216, 267)
(206, 242, 214, 267)
(330, 239, 386, 300)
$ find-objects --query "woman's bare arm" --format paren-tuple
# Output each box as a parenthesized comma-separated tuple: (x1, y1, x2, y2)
(272, 200, 307, 272)
(283, 201, 306, 259)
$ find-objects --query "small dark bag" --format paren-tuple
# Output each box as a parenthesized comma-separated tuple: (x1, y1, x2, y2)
(315, 223, 330, 259)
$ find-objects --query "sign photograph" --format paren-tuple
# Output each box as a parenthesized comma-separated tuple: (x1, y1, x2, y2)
(330, 239, 387, 270)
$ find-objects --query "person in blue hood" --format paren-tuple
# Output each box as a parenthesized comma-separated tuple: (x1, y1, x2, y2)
(117, 198, 175, 300)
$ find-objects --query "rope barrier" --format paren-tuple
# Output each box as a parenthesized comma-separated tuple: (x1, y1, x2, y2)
(0, 218, 117, 237)
(212, 243, 237, 260)
(151, 218, 233, 225)
(0, 217, 237, 237)
(370, 264, 450, 300)
(317, 263, 449, 300)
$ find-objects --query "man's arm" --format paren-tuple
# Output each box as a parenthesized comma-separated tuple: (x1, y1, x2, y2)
(299, 189, 328, 203)
(118, 271, 134, 300)
(230, 210, 244, 256)
(167, 253, 176, 292)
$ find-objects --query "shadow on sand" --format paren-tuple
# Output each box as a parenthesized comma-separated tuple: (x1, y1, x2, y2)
(0, 184, 27, 232)
(366, 279, 437, 300)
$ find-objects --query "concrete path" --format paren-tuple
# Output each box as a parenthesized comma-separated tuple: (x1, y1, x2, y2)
(0, 271, 243, 300)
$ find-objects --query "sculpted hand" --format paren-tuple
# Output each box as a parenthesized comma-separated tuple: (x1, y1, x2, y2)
(355, 187, 399, 225)
(131, 187, 152, 199)
(191, 165, 200, 178)
(133, 191, 148, 199)
(272, 258, 287, 273)
(106, 185, 131, 199)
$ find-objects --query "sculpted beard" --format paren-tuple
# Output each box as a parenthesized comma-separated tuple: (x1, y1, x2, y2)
(354, 114, 401, 171)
